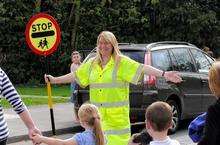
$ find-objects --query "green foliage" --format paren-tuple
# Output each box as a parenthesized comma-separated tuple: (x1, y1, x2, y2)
(1, 0, 219, 84)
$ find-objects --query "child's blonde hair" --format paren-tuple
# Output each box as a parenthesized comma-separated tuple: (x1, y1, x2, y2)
(209, 61, 220, 98)
(78, 103, 104, 145)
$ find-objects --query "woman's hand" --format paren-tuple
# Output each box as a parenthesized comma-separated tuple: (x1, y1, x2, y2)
(164, 71, 182, 83)
(44, 74, 56, 84)
(44, 73, 75, 84)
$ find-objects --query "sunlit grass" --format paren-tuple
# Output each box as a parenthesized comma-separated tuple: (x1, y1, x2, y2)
(1, 85, 71, 108)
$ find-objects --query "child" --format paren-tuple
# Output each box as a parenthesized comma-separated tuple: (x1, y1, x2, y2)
(70, 51, 81, 122)
(70, 51, 81, 97)
(145, 101, 180, 145)
(33, 103, 105, 145)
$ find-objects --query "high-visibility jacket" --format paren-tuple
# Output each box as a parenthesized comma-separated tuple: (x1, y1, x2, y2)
(75, 55, 143, 145)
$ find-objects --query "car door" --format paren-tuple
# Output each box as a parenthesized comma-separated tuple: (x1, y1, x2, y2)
(169, 48, 203, 116)
(190, 48, 216, 112)
(121, 50, 145, 108)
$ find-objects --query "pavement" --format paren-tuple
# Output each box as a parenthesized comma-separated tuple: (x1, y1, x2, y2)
(4, 103, 83, 144)
(4, 102, 196, 145)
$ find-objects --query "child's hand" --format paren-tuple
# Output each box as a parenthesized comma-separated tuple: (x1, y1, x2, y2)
(32, 134, 42, 145)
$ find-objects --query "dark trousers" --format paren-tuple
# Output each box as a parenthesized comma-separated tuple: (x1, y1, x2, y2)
(0, 138, 7, 145)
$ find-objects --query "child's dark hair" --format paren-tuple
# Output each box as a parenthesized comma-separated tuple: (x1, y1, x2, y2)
(78, 103, 104, 145)
(132, 129, 152, 145)
(71, 51, 80, 58)
(146, 101, 172, 132)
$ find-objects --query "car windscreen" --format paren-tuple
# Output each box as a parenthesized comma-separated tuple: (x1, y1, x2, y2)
(121, 50, 145, 63)
(81, 49, 145, 64)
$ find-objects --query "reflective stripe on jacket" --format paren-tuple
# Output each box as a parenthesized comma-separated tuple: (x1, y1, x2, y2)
(75, 55, 144, 145)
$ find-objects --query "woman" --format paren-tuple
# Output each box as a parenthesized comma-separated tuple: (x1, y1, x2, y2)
(198, 61, 220, 145)
(45, 31, 182, 145)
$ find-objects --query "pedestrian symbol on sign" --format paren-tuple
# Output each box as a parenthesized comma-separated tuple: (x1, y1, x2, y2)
(38, 38, 49, 50)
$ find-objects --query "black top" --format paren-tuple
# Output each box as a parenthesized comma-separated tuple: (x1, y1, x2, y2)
(198, 98, 220, 145)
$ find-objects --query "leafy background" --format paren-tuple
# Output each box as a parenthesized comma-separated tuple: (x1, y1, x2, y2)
(0, 0, 219, 84)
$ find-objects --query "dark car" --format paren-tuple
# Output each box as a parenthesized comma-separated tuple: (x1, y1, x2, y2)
(75, 41, 215, 133)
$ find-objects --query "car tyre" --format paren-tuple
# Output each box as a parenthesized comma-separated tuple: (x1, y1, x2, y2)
(167, 100, 180, 134)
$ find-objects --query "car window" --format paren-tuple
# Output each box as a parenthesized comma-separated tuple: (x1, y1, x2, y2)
(80, 49, 97, 63)
(205, 54, 214, 64)
(121, 50, 145, 63)
(170, 48, 195, 72)
(151, 50, 172, 71)
(169, 50, 179, 71)
(191, 49, 211, 73)
(83, 53, 96, 62)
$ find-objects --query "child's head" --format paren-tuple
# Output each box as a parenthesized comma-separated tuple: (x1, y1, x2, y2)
(78, 103, 104, 145)
(208, 61, 220, 98)
(78, 103, 100, 126)
(71, 51, 81, 64)
(203, 46, 210, 52)
(145, 101, 172, 132)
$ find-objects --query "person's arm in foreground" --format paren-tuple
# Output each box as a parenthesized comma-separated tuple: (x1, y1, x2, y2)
(0, 68, 41, 140)
(143, 65, 182, 83)
(33, 134, 76, 145)
(44, 73, 75, 84)
(19, 110, 41, 139)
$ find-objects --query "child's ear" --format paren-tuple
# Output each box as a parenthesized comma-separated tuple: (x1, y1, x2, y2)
(168, 121, 173, 129)
(146, 121, 151, 129)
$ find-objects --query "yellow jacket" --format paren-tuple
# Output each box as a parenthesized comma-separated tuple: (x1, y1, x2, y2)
(75, 55, 143, 145)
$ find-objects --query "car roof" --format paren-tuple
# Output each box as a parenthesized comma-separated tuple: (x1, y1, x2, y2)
(119, 41, 198, 51)
(119, 43, 148, 51)
(80, 41, 200, 52)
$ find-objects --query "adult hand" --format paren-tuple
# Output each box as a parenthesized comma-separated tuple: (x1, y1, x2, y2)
(32, 134, 42, 145)
(44, 74, 55, 84)
(164, 71, 182, 83)
(28, 127, 41, 144)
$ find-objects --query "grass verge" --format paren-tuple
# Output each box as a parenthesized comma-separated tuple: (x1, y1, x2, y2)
(1, 85, 71, 108)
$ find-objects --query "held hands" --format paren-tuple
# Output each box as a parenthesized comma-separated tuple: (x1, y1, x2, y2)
(32, 134, 43, 145)
(28, 127, 42, 145)
(163, 71, 182, 83)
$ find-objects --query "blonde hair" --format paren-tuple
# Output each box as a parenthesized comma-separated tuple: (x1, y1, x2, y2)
(203, 46, 210, 52)
(146, 101, 172, 132)
(96, 31, 121, 63)
(208, 61, 220, 98)
(78, 103, 104, 145)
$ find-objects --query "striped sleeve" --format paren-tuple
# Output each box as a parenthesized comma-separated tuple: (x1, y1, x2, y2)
(0, 68, 27, 114)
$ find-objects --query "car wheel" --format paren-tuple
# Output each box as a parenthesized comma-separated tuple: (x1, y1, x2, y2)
(167, 100, 180, 134)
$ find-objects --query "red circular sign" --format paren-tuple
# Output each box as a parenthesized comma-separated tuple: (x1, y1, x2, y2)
(25, 13, 61, 56)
